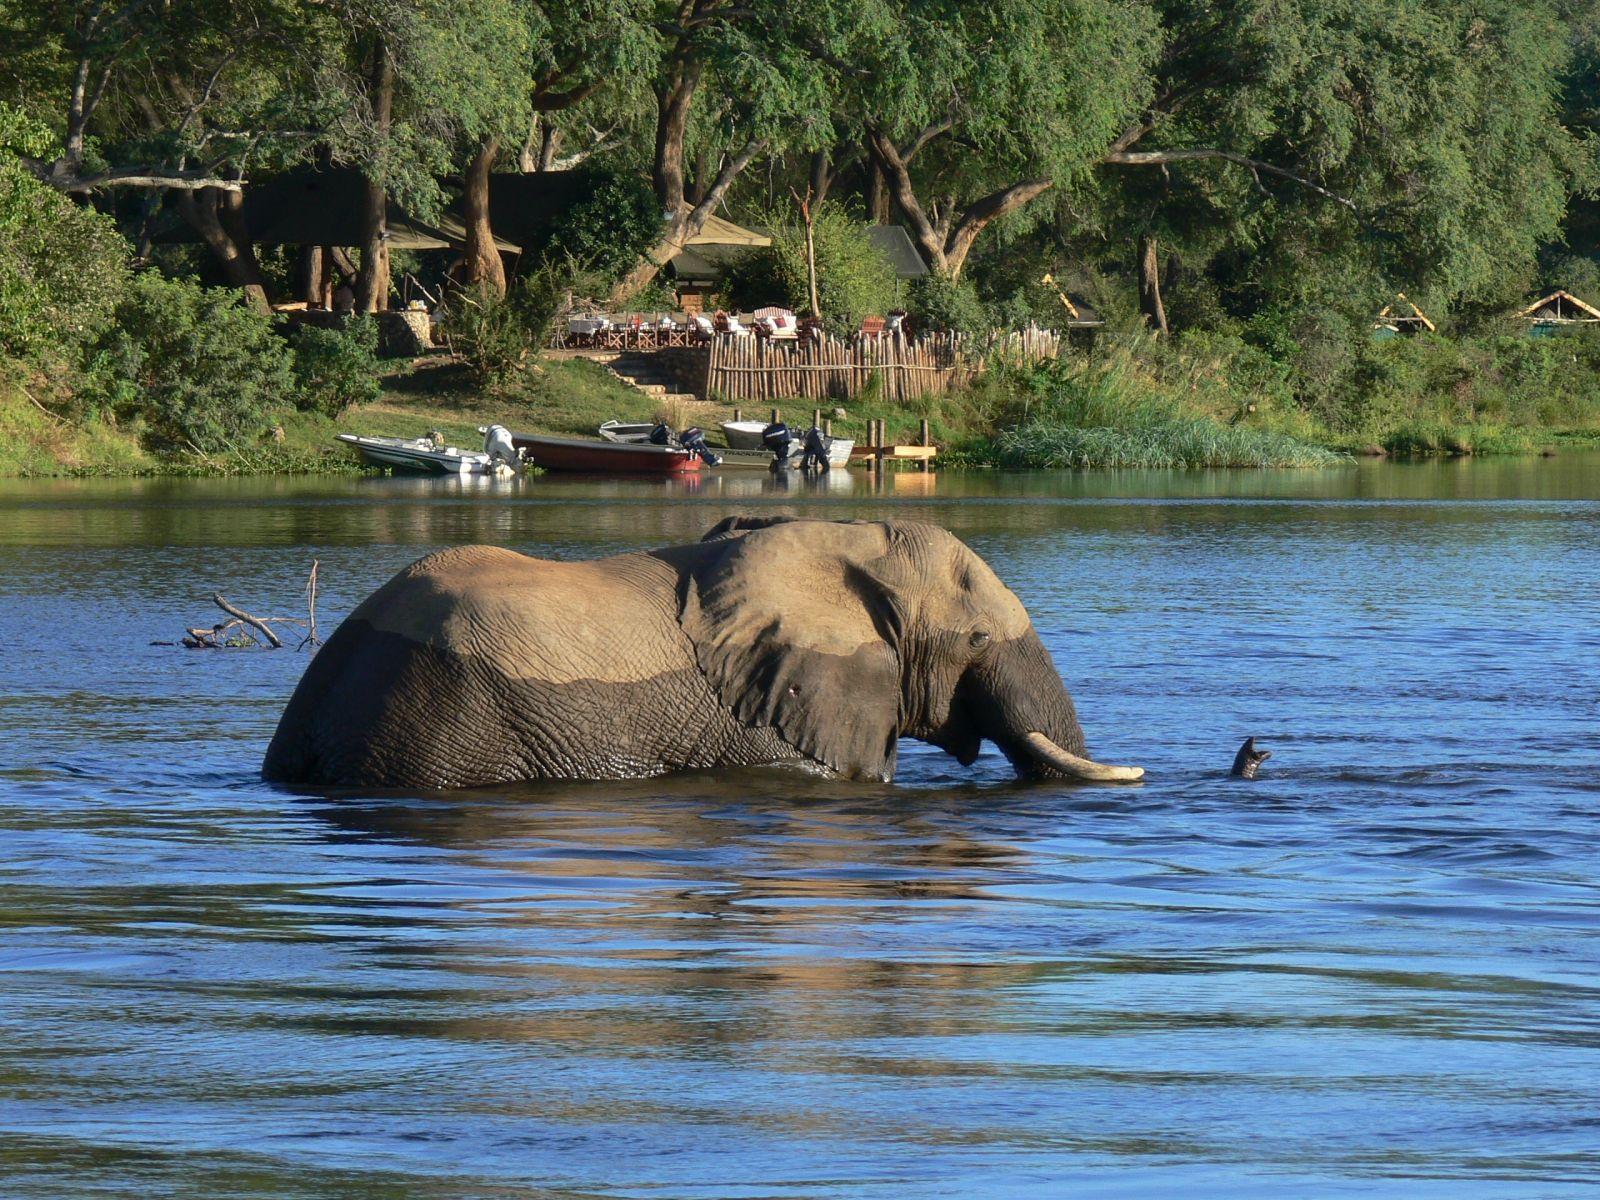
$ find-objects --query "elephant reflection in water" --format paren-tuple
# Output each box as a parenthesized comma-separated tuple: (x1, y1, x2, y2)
(264, 516, 1142, 788)
(307, 783, 1054, 1059)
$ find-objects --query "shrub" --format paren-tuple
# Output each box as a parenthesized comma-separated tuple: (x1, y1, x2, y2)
(85, 272, 294, 454)
(445, 259, 604, 391)
(544, 170, 662, 285)
(445, 287, 530, 390)
(290, 317, 381, 417)
(906, 272, 989, 336)
(725, 203, 897, 329)
(0, 153, 129, 362)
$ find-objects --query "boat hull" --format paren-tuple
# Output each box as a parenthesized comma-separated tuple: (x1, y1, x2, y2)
(336, 434, 491, 474)
(714, 439, 854, 469)
(511, 432, 702, 474)
(720, 419, 771, 450)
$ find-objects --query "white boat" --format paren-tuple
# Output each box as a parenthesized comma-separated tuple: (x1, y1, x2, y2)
(719, 419, 771, 449)
(715, 438, 854, 469)
(337, 433, 493, 474)
(597, 420, 658, 444)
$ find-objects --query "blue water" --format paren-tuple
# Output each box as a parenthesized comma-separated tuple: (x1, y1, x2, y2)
(1, 459, 1597, 1197)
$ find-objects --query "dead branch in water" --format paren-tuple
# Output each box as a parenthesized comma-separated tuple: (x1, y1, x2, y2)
(212, 592, 283, 647)
(299, 560, 321, 650)
(180, 563, 323, 650)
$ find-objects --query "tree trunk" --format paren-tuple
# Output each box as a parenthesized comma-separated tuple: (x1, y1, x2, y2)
(355, 41, 394, 314)
(865, 148, 889, 223)
(652, 60, 700, 213)
(329, 246, 358, 284)
(800, 195, 821, 317)
(300, 246, 333, 307)
(864, 127, 948, 273)
(687, 145, 712, 206)
(175, 187, 271, 313)
(809, 150, 833, 207)
(1138, 232, 1168, 336)
(942, 179, 1053, 279)
(611, 137, 768, 305)
(460, 136, 506, 298)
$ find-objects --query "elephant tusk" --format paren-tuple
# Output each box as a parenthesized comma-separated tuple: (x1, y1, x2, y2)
(1023, 731, 1145, 783)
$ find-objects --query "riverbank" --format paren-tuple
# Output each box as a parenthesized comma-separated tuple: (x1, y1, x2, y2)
(3, 347, 1594, 477)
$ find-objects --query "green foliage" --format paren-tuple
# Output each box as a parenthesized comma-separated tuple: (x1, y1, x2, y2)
(444, 288, 530, 391)
(544, 170, 662, 285)
(85, 273, 294, 454)
(906, 273, 989, 336)
(290, 318, 381, 417)
(958, 350, 1348, 468)
(444, 260, 596, 391)
(992, 419, 1348, 469)
(725, 203, 897, 326)
(0, 154, 129, 362)
(0, 103, 54, 158)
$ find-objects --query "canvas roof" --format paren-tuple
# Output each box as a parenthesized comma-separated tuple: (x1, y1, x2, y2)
(866, 226, 929, 278)
(689, 210, 771, 248)
(680, 222, 929, 283)
(1516, 289, 1600, 322)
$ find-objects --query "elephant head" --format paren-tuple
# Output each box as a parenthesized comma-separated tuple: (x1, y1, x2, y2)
(680, 516, 1142, 784)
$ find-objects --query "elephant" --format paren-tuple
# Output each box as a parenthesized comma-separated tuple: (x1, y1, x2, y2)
(262, 516, 1143, 789)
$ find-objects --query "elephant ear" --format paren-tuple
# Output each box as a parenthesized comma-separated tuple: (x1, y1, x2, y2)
(681, 520, 905, 780)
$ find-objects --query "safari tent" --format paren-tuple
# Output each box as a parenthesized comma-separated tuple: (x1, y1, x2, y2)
(157, 166, 520, 253)
(1516, 289, 1600, 335)
(670, 221, 930, 309)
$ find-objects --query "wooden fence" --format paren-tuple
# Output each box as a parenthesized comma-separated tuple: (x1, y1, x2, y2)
(705, 327, 1060, 405)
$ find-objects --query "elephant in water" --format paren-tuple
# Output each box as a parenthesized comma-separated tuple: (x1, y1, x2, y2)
(262, 516, 1143, 788)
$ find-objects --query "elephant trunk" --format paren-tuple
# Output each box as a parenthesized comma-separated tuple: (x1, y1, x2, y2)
(969, 629, 1144, 784)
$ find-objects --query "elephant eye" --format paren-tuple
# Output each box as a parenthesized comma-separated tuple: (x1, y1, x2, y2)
(968, 629, 992, 650)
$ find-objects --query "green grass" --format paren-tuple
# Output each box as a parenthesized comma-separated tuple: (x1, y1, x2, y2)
(0, 379, 155, 476)
(979, 419, 1350, 469)
(0, 352, 666, 477)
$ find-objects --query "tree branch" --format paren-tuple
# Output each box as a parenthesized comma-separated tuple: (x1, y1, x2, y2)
(46, 167, 245, 192)
(1103, 149, 1359, 214)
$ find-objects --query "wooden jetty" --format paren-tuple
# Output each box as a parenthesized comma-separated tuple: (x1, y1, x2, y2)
(730, 409, 939, 469)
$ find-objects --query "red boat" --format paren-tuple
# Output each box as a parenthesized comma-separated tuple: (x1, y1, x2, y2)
(509, 431, 703, 475)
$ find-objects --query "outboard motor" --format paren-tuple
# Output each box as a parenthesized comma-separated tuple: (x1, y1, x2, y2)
(648, 422, 673, 446)
(481, 423, 521, 474)
(762, 421, 793, 468)
(678, 425, 721, 467)
(798, 425, 831, 474)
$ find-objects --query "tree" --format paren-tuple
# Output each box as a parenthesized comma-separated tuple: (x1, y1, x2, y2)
(0, 0, 322, 310)
(459, 0, 655, 297)
(310, 0, 530, 311)
(609, 0, 832, 303)
(1092, 0, 1596, 317)
(807, 0, 1159, 279)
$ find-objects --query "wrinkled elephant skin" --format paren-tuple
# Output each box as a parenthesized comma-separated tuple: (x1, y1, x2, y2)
(262, 516, 1142, 788)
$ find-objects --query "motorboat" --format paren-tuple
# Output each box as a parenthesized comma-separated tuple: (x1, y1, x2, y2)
(719, 419, 770, 450)
(336, 432, 494, 474)
(509, 431, 703, 474)
(597, 420, 658, 444)
(715, 438, 854, 469)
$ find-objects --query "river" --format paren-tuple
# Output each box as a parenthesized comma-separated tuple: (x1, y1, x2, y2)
(1, 456, 1597, 1197)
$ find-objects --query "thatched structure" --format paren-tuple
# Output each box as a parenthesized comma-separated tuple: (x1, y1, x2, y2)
(1374, 293, 1436, 336)
(1516, 289, 1600, 331)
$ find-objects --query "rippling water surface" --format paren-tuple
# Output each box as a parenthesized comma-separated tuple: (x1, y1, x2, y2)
(1, 458, 1597, 1197)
